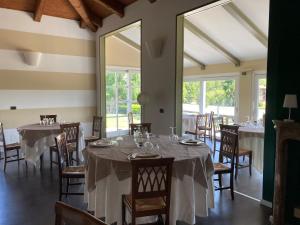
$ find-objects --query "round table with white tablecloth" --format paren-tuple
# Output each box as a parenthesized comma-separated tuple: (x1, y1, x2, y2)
(84, 135, 214, 225)
(238, 126, 264, 173)
(18, 123, 85, 166)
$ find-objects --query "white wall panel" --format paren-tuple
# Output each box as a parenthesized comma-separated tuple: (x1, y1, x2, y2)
(0, 90, 96, 110)
(0, 49, 95, 74)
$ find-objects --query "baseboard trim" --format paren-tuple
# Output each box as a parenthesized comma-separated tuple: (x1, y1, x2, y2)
(260, 199, 273, 208)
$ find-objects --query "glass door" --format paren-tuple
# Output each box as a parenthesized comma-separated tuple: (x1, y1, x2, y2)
(106, 70, 141, 136)
(253, 74, 266, 122)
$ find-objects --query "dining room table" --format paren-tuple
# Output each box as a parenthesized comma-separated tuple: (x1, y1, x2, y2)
(238, 125, 265, 173)
(83, 135, 214, 225)
(17, 123, 85, 166)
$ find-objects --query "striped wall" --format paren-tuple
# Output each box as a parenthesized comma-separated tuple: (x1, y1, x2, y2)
(0, 8, 96, 142)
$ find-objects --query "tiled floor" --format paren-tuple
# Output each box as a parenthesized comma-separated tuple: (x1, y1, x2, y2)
(0, 140, 271, 225)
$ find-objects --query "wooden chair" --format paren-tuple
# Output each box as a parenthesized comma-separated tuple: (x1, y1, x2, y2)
(55, 201, 106, 225)
(55, 133, 85, 201)
(219, 124, 253, 179)
(212, 116, 224, 157)
(122, 158, 174, 225)
(129, 123, 152, 135)
(214, 130, 238, 200)
(185, 114, 208, 142)
(205, 111, 214, 139)
(40, 114, 57, 122)
(0, 122, 26, 171)
(85, 116, 102, 146)
(50, 122, 80, 169)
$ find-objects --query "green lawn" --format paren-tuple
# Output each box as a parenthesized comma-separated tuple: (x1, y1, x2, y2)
(106, 114, 141, 131)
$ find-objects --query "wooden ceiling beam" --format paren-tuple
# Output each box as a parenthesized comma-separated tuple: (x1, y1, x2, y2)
(34, 0, 47, 22)
(91, 13, 103, 27)
(91, 0, 124, 17)
(184, 19, 240, 66)
(223, 3, 268, 48)
(67, 0, 98, 32)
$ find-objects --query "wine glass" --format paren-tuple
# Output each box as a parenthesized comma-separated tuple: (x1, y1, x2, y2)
(169, 127, 179, 144)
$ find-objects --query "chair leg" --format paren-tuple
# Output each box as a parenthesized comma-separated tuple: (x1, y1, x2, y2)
(235, 156, 239, 180)
(59, 178, 63, 201)
(17, 149, 20, 166)
(3, 150, 7, 172)
(213, 139, 217, 158)
(218, 174, 222, 189)
(249, 153, 252, 176)
(76, 150, 79, 166)
(230, 172, 234, 200)
(122, 197, 125, 225)
(40, 154, 44, 169)
(50, 150, 53, 170)
(66, 178, 69, 197)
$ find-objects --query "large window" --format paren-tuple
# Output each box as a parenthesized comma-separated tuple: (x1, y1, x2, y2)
(106, 70, 141, 136)
(253, 74, 266, 121)
(183, 77, 237, 118)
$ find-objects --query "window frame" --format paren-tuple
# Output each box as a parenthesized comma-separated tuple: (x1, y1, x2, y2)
(252, 73, 267, 121)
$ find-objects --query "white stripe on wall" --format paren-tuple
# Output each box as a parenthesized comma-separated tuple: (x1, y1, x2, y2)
(0, 49, 96, 74)
(0, 8, 95, 41)
(4, 122, 93, 144)
(0, 90, 96, 110)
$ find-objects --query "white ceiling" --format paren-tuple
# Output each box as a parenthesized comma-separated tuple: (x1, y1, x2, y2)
(117, 0, 269, 68)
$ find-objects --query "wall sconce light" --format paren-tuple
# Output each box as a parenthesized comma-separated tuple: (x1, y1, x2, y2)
(145, 38, 164, 58)
(22, 51, 42, 66)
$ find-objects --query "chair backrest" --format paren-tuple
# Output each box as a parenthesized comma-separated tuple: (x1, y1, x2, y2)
(131, 158, 174, 211)
(219, 130, 238, 170)
(55, 201, 107, 225)
(55, 132, 70, 170)
(40, 115, 57, 122)
(208, 111, 214, 128)
(128, 112, 134, 125)
(129, 123, 151, 135)
(60, 122, 80, 145)
(219, 124, 239, 135)
(213, 116, 224, 136)
(195, 114, 207, 130)
(92, 116, 102, 138)
(0, 122, 6, 150)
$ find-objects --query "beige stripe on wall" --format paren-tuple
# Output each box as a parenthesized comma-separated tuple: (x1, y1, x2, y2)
(0, 70, 96, 90)
(0, 107, 96, 129)
(0, 29, 96, 57)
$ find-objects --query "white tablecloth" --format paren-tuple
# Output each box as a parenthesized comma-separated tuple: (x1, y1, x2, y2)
(238, 126, 264, 173)
(18, 123, 85, 166)
(182, 114, 197, 133)
(84, 136, 214, 225)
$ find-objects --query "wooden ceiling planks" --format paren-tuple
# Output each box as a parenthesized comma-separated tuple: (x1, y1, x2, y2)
(0, 0, 157, 31)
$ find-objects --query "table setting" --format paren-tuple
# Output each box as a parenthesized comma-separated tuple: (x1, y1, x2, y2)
(83, 127, 214, 225)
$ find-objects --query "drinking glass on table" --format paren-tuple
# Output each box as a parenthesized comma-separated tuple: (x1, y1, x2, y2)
(169, 127, 179, 144)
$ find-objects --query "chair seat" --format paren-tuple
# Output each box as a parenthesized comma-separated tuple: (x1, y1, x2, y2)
(124, 195, 166, 212)
(238, 148, 252, 156)
(214, 163, 231, 173)
(62, 166, 85, 176)
(67, 143, 77, 152)
(85, 136, 100, 142)
(6, 142, 21, 150)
